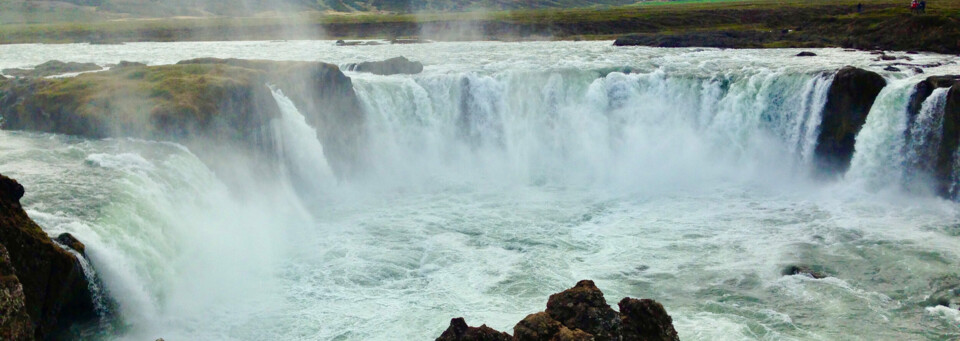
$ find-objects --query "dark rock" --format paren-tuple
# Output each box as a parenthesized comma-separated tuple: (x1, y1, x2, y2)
(56, 233, 85, 256)
(796, 51, 817, 57)
(883, 66, 901, 72)
(813, 66, 886, 176)
(880, 54, 897, 60)
(513, 312, 565, 340)
(0, 243, 33, 341)
(552, 327, 594, 340)
(436, 317, 512, 341)
(619, 298, 680, 341)
(914, 67, 924, 74)
(546, 280, 621, 341)
(2, 60, 102, 78)
(345, 56, 424, 75)
(783, 265, 829, 279)
(907, 51, 920, 54)
(0, 173, 96, 339)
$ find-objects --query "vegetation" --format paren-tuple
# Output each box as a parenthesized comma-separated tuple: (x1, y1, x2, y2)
(0, 0, 957, 52)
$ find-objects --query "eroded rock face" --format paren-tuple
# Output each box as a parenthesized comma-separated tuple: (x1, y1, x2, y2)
(0, 244, 33, 341)
(345, 56, 424, 75)
(437, 280, 679, 341)
(813, 66, 887, 176)
(0, 173, 96, 339)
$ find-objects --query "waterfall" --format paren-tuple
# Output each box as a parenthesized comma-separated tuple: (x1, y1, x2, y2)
(351, 69, 833, 191)
(903, 88, 951, 191)
(268, 85, 335, 197)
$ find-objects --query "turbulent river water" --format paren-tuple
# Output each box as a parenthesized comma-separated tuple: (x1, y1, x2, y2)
(1, 41, 960, 340)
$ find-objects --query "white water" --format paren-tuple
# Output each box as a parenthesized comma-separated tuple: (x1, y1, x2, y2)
(1, 41, 959, 340)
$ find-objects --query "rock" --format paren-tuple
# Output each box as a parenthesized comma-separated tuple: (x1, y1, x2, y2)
(883, 66, 901, 72)
(907, 50, 920, 54)
(782, 265, 828, 279)
(880, 54, 897, 60)
(813, 66, 886, 176)
(618, 298, 680, 341)
(0, 173, 96, 339)
(0, 244, 33, 341)
(56, 233, 85, 256)
(514, 312, 565, 340)
(1, 60, 102, 78)
(345, 56, 424, 75)
(436, 317, 512, 341)
(796, 51, 817, 57)
(546, 280, 621, 341)
(914, 67, 924, 74)
(552, 327, 594, 340)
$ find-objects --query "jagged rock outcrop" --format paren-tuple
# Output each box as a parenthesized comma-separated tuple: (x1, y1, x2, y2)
(2, 60, 102, 78)
(0, 173, 96, 340)
(436, 280, 679, 341)
(345, 56, 423, 75)
(0, 58, 366, 178)
(813, 66, 886, 176)
(55, 233, 86, 257)
(782, 265, 829, 279)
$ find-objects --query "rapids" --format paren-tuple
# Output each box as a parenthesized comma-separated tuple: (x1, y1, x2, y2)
(1, 41, 959, 340)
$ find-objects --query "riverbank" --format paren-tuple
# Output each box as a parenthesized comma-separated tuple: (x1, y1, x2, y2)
(1, 0, 958, 53)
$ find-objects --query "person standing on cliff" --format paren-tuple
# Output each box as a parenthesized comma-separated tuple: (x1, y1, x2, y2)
(857, 2, 863, 12)
(911, 0, 918, 13)
(919, 0, 926, 13)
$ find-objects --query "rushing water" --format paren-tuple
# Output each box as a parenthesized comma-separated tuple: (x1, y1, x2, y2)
(1, 41, 960, 340)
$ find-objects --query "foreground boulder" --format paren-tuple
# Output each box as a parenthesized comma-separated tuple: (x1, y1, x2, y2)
(2, 60, 102, 78)
(0, 173, 96, 339)
(436, 280, 679, 341)
(345, 56, 423, 75)
(813, 66, 886, 176)
(0, 58, 366, 178)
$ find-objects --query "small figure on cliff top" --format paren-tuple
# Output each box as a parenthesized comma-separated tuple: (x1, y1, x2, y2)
(857, 2, 863, 12)
(919, 0, 926, 13)
(911, 0, 919, 13)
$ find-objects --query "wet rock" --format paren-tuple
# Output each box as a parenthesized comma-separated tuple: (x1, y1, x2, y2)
(436, 317, 512, 341)
(914, 67, 924, 74)
(783, 265, 829, 279)
(56, 233, 86, 256)
(0, 173, 96, 339)
(0, 243, 33, 341)
(619, 298, 680, 341)
(883, 66, 901, 72)
(880, 54, 897, 60)
(546, 280, 621, 341)
(796, 51, 817, 57)
(345, 56, 423, 75)
(513, 312, 565, 340)
(907, 50, 920, 54)
(813, 66, 886, 176)
(2, 60, 102, 78)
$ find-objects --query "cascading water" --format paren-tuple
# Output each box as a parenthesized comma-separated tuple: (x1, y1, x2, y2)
(1, 42, 959, 340)
(903, 87, 951, 191)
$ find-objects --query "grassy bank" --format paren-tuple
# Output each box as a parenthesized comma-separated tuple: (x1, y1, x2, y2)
(0, 0, 958, 53)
